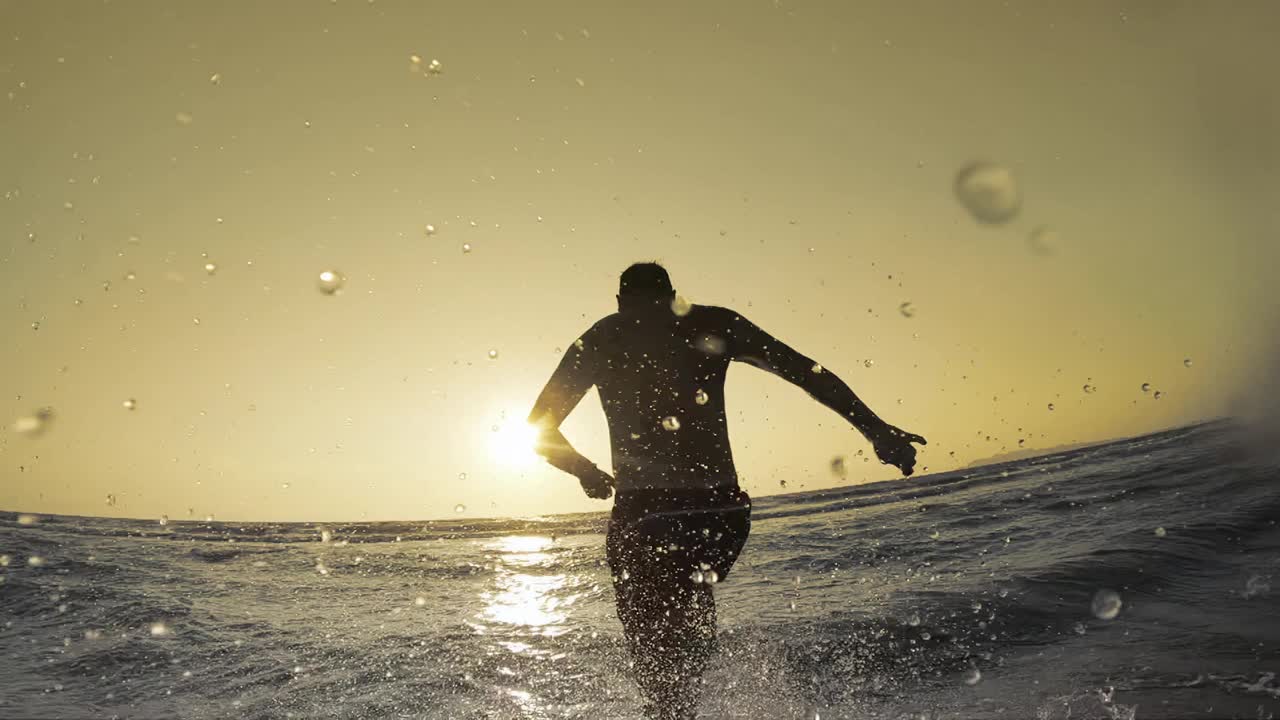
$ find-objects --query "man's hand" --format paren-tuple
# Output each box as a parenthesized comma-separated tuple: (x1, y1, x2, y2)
(869, 425, 928, 476)
(578, 466, 616, 500)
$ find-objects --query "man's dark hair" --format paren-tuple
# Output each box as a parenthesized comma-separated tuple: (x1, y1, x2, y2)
(619, 262, 674, 297)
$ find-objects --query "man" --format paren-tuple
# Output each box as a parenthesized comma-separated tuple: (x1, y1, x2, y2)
(527, 262, 926, 719)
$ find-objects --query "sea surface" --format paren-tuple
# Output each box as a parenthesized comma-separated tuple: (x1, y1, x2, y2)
(2, 420, 1278, 719)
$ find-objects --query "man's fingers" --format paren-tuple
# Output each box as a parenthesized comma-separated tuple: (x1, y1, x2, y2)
(907, 433, 927, 445)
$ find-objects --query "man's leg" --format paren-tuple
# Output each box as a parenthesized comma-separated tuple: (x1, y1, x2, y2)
(609, 519, 718, 719)
(614, 568, 717, 720)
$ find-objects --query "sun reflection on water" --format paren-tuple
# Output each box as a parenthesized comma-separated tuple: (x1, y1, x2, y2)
(477, 535, 573, 638)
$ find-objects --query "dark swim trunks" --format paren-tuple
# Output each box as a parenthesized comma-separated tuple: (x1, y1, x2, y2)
(606, 487, 752, 585)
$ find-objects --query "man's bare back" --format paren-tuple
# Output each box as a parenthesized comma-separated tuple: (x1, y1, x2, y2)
(527, 262, 925, 719)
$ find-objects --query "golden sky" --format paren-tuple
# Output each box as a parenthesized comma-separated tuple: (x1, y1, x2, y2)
(2, 0, 1277, 522)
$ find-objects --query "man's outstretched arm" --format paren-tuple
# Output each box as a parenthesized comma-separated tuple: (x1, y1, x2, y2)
(727, 313, 927, 475)
(527, 337, 614, 498)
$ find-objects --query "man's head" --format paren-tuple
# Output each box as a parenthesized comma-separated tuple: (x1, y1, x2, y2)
(617, 262, 676, 315)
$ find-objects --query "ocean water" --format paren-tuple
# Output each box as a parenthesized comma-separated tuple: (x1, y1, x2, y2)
(2, 420, 1278, 720)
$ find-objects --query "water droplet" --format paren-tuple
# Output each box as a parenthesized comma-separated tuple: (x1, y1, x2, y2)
(1154, 526, 1167, 537)
(1141, 383, 1151, 393)
(1153, 390, 1163, 400)
(424, 224, 436, 235)
(427, 58, 442, 75)
(461, 243, 472, 253)
(454, 503, 466, 513)
(122, 398, 136, 411)
(319, 528, 332, 543)
(204, 263, 217, 275)
(30, 321, 39, 331)
(574, 77, 586, 87)
(17, 514, 40, 526)
(907, 613, 921, 627)
(209, 73, 222, 85)
(898, 301, 916, 318)
(1073, 621, 1087, 635)
(458, 472, 467, 481)
(1083, 384, 1096, 394)
(1183, 358, 1193, 368)
(1091, 589, 1122, 620)
(830, 456, 847, 478)
(670, 295, 692, 317)
(1027, 226, 1057, 256)
(662, 416, 681, 431)
(1047, 403, 1055, 411)
(864, 359, 874, 368)
(12, 408, 54, 436)
(317, 270, 345, 295)
(487, 349, 499, 359)
(84, 629, 102, 640)
(954, 162, 1020, 224)
(789, 601, 797, 612)
(690, 569, 705, 584)
(158, 515, 168, 526)
(963, 667, 982, 686)
(705, 569, 719, 584)
(175, 112, 194, 126)
(105, 494, 116, 507)
(810, 363, 823, 373)
(694, 389, 709, 405)
(27, 555, 46, 567)
(696, 334, 726, 355)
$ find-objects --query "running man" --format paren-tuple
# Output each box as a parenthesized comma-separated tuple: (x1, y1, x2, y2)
(528, 262, 925, 719)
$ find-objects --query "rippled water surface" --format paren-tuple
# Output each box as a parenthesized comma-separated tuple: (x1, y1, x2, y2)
(2, 421, 1279, 719)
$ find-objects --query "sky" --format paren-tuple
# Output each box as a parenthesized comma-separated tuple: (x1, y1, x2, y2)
(1, 0, 1277, 522)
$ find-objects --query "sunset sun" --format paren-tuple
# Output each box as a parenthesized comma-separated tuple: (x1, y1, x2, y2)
(488, 417, 541, 469)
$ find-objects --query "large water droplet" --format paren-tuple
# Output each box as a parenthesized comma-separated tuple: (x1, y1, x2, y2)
(317, 270, 345, 295)
(158, 515, 168, 526)
(425, 224, 436, 236)
(1183, 358, 1193, 368)
(1091, 589, 1122, 620)
(864, 359, 874, 368)
(487, 349, 499, 359)
(1140, 383, 1151, 393)
(696, 334, 727, 356)
(662, 416, 681, 431)
(454, 503, 466, 513)
(898, 301, 916, 318)
(830, 456, 847, 478)
(694, 389, 709, 405)
(462, 243, 472, 254)
(1154, 526, 1167, 538)
(122, 398, 136, 411)
(1082, 384, 1096, 394)
(963, 667, 982, 686)
(414, 596, 427, 607)
(1047, 403, 1055, 411)
(17, 514, 41, 526)
(209, 72, 222, 85)
(670, 295, 692, 317)
(204, 263, 217, 275)
(954, 162, 1020, 224)
(1153, 390, 1163, 400)
(12, 408, 54, 436)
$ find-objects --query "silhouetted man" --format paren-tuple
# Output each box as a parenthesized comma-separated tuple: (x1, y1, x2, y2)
(528, 262, 926, 719)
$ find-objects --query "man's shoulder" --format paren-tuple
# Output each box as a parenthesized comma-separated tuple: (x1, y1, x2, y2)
(690, 304, 744, 327)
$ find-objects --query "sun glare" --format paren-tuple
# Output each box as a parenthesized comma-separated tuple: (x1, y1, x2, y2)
(489, 417, 541, 469)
